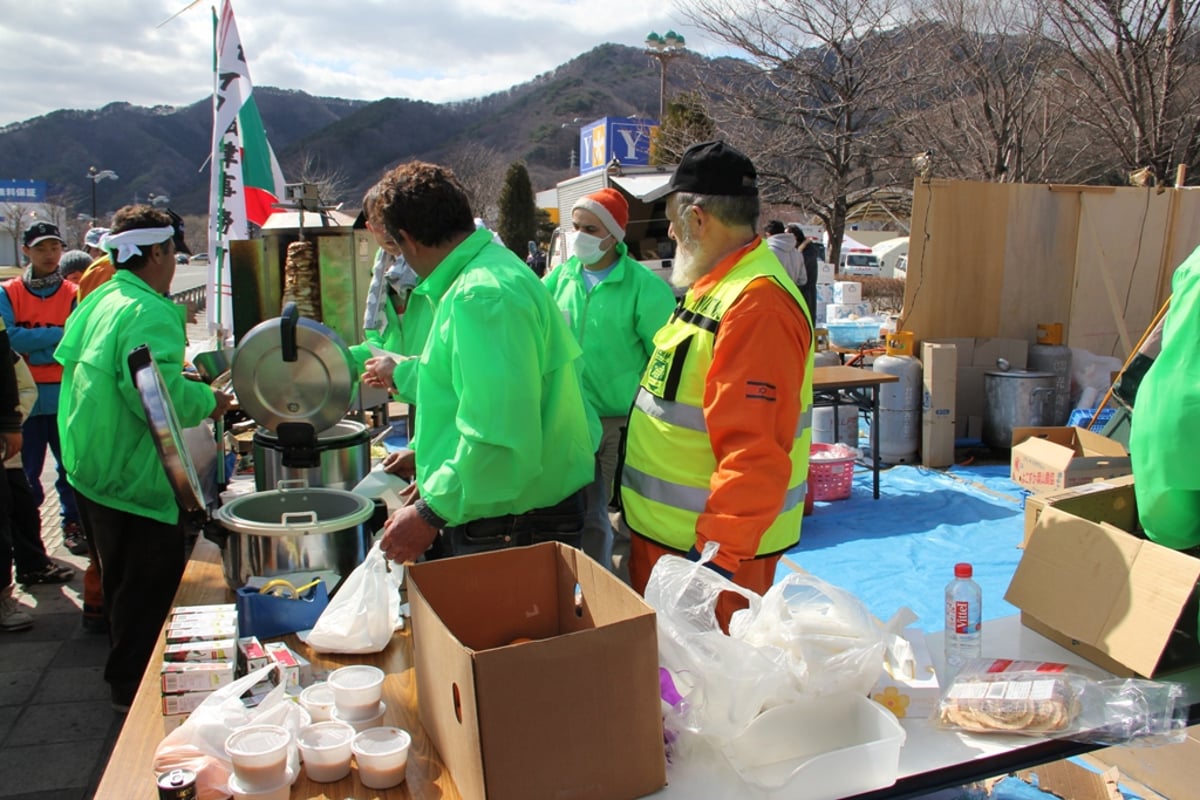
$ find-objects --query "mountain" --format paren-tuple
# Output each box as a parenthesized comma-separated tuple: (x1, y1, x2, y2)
(0, 43, 698, 217)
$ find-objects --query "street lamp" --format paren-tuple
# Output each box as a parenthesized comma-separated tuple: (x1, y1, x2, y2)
(645, 30, 687, 121)
(86, 166, 119, 221)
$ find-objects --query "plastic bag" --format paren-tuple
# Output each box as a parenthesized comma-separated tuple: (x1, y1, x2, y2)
(646, 543, 887, 745)
(934, 658, 1188, 746)
(152, 664, 310, 800)
(303, 542, 403, 654)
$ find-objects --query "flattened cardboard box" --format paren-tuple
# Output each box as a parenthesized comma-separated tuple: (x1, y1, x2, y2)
(1021, 474, 1137, 548)
(1006, 503, 1200, 677)
(1010, 426, 1131, 493)
(408, 542, 665, 800)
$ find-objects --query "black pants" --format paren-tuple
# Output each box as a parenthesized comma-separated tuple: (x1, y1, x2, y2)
(76, 494, 186, 705)
(437, 488, 587, 558)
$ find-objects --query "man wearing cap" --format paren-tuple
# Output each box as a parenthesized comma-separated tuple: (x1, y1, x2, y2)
(0, 222, 85, 554)
(543, 187, 676, 575)
(83, 227, 109, 261)
(55, 204, 233, 711)
(621, 141, 814, 625)
(370, 161, 595, 565)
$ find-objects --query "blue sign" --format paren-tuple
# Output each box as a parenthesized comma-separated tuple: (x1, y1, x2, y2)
(579, 117, 659, 175)
(0, 179, 46, 203)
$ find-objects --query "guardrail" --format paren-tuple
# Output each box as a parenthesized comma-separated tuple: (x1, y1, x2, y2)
(171, 284, 207, 311)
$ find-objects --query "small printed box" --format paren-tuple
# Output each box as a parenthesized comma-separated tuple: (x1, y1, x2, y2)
(161, 690, 214, 715)
(832, 281, 862, 304)
(165, 617, 238, 644)
(870, 628, 941, 720)
(238, 636, 271, 672)
(816, 283, 835, 304)
(265, 642, 300, 689)
(170, 603, 236, 617)
(163, 638, 239, 663)
(815, 300, 828, 325)
(161, 660, 236, 694)
(817, 261, 836, 284)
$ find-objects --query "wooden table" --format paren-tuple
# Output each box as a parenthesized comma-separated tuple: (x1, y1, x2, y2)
(94, 537, 462, 800)
(812, 365, 899, 499)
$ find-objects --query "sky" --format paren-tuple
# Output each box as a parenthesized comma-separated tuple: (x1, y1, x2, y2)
(0, 0, 713, 128)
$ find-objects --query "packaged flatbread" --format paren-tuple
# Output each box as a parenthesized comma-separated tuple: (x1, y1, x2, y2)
(935, 659, 1081, 734)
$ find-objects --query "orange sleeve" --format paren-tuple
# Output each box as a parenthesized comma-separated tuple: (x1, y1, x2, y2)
(77, 260, 114, 300)
(697, 277, 812, 574)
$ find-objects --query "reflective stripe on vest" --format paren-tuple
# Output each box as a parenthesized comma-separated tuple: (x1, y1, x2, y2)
(621, 241, 814, 556)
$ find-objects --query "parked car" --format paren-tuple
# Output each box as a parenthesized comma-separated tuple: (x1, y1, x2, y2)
(839, 248, 881, 277)
(175, 253, 189, 265)
(190, 253, 210, 265)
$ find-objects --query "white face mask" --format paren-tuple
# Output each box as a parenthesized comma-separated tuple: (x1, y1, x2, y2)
(572, 231, 610, 265)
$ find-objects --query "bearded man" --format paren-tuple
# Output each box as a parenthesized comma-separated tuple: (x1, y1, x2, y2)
(620, 141, 815, 627)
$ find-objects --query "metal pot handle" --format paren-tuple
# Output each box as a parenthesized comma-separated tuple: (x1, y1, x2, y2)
(277, 478, 310, 491)
(281, 510, 318, 528)
(280, 302, 299, 362)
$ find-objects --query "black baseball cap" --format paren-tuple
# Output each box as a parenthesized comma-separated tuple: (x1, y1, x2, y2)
(23, 221, 65, 247)
(643, 140, 758, 203)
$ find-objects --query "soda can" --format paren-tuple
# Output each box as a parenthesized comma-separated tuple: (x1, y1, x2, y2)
(156, 768, 197, 800)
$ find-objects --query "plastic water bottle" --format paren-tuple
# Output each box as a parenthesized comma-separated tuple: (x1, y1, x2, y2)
(944, 562, 982, 670)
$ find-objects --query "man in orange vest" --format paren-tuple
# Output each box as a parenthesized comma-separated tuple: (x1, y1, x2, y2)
(0, 222, 84, 556)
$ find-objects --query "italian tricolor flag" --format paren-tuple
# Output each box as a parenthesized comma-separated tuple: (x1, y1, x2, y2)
(206, 0, 286, 333)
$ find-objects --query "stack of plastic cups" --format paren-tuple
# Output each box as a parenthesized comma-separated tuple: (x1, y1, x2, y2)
(328, 665, 387, 733)
(224, 724, 294, 800)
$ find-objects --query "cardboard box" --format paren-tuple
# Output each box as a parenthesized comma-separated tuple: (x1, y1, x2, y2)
(921, 342, 957, 460)
(922, 420, 955, 468)
(816, 283, 834, 304)
(265, 642, 300, 689)
(927, 338, 1028, 439)
(817, 261, 835, 284)
(408, 542, 665, 800)
(1006, 501, 1200, 677)
(832, 280, 862, 304)
(161, 690, 214, 715)
(1021, 474, 1137, 548)
(870, 627, 941, 719)
(1010, 426, 1131, 493)
(237, 636, 271, 672)
(162, 638, 238, 662)
(826, 302, 873, 321)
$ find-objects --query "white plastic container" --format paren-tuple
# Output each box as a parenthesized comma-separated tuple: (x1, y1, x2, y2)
(723, 693, 905, 799)
(332, 700, 387, 733)
(297, 721, 356, 783)
(328, 665, 385, 720)
(299, 682, 335, 722)
(224, 724, 292, 791)
(227, 765, 295, 800)
(352, 726, 412, 790)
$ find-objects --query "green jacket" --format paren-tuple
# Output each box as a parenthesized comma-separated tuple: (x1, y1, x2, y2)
(349, 284, 433, 404)
(543, 243, 677, 417)
(55, 270, 216, 524)
(413, 228, 595, 525)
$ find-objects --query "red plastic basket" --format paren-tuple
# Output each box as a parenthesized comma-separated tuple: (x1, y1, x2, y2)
(808, 443, 856, 501)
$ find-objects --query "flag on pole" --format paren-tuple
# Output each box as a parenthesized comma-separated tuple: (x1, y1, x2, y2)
(207, 0, 286, 335)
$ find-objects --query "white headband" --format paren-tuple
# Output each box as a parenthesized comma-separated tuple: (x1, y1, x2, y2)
(100, 226, 175, 264)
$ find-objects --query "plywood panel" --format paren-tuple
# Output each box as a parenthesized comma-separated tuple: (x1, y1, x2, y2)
(1070, 191, 1172, 358)
(996, 185, 1079, 341)
(901, 180, 1012, 339)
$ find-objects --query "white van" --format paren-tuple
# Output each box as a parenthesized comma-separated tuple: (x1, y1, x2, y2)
(839, 248, 881, 276)
(871, 237, 909, 279)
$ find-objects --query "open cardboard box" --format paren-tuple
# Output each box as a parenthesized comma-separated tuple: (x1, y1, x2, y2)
(1006, 481, 1200, 677)
(1010, 426, 1131, 493)
(407, 542, 665, 800)
(1021, 474, 1137, 548)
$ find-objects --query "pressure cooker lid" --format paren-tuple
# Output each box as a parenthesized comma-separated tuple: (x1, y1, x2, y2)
(128, 345, 207, 514)
(231, 303, 358, 434)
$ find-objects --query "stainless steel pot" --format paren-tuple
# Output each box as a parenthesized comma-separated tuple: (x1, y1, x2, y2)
(252, 419, 370, 491)
(212, 481, 375, 590)
(983, 369, 1057, 449)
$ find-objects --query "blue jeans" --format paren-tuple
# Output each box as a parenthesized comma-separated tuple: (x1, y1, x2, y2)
(437, 488, 586, 558)
(21, 413, 79, 527)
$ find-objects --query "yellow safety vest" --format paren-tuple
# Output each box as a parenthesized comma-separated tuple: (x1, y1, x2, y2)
(621, 242, 814, 555)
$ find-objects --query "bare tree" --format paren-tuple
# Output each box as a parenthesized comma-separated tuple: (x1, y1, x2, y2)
(1046, 0, 1200, 185)
(444, 141, 507, 224)
(906, 0, 1097, 184)
(1, 201, 26, 266)
(285, 150, 352, 207)
(681, 0, 937, 265)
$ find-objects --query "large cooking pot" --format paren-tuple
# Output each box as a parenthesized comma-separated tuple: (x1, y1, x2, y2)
(252, 419, 370, 492)
(212, 481, 375, 590)
(983, 368, 1057, 449)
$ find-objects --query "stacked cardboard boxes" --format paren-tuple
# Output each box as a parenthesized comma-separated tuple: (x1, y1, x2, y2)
(1009, 426, 1131, 493)
(160, 604, 239, 727)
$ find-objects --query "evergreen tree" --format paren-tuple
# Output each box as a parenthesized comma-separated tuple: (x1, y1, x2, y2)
(651, 91, 716, 166)
(497, 161, 537, 256)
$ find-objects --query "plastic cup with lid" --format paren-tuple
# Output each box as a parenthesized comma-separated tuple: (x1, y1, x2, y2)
(328, 664, 385, 719)
(297, 721, 356, 783)
(224, 724, 292, 791)
(352, 726, 412, 789)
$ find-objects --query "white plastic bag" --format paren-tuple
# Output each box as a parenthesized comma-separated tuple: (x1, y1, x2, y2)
(303, 542, 403, 654)
(152, 664, 309, 800)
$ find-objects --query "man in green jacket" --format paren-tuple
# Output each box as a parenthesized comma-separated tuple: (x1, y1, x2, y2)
(55, 205, 233, 711)
(543, 188, 676, 576)
(372, 161, 595, 563)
